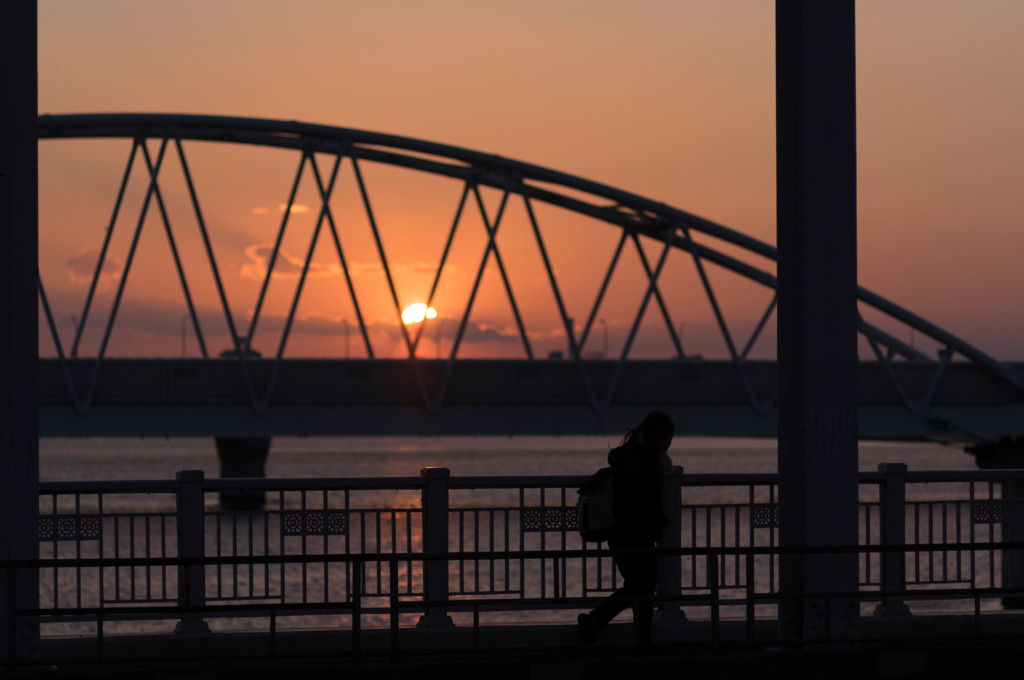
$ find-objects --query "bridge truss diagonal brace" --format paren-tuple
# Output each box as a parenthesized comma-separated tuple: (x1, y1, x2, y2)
(861, 313, 955, 418)
(582, 227, 677, 414)
(469, 183, 533, 359)
(406, 183, 473, 415)
(679, 221, 777, 416)
(39, 138, 141, 416)
(68, 139, 140, 360)
(173, 134, 265, 409)
(446, 184, 506, 360)
(69, 136, 176, 414)
(520, 193, 606, 414)
(255, 151, 347, 412)
(246, 149, 308, 355)
(411, 183, 469, 357)
(308, 145, 375, 360)
(139, 137, 209, 360)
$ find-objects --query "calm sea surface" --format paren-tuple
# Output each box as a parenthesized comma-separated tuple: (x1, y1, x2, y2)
(39, 436, 980, 482)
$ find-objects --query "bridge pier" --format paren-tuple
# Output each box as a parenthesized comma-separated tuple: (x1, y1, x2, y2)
(215, 437, 271, 510)
(968, 437, 1024, 609)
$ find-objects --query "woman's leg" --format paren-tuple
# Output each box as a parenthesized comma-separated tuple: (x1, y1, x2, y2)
(589, 575, 631, 626)
(590, 541, 657, 629)
(589, 538, 632, 626)
(622, 547, 657, 641)
(632, 550, 657, 642)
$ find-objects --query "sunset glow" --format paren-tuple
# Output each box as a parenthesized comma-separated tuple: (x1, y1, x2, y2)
(34, 2, 1024, 360)
(401, 304, 438, 325)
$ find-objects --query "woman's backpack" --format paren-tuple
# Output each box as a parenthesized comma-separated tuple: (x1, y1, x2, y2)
(576, 467, 616, 542)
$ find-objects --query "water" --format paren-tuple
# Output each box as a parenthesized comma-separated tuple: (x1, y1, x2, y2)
(40, 435, 980, 482)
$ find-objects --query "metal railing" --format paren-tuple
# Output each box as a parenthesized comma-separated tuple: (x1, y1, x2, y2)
(26, 466, 1024, 644)
(9, 543, 1024, 668)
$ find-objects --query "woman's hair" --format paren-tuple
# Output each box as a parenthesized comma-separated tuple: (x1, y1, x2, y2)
(622, 410, 675, 449)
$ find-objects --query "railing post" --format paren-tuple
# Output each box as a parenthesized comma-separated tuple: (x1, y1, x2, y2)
(875, 463, 910, 616)
(657, 465, 685, 619)
(175, 470, 210, 633)
(418, 467, 453, 628)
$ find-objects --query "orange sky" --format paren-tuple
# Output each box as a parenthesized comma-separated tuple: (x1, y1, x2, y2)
(36, 1, 1024, 360)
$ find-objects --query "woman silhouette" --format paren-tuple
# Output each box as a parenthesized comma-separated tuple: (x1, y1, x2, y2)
(578, 410, 674, 644)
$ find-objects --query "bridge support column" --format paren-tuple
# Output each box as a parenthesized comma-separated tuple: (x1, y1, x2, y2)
(968, 437, 1024, 609)
(1, 0, 40, 665)
(215, 437, 270, 511)
(776, 0, 860, 645)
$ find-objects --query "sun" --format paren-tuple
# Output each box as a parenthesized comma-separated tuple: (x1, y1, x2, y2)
(401, 303, 438, 325)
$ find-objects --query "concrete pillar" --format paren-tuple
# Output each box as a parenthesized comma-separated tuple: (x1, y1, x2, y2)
(968, 437, 1024, 609)
(776, 1, 860, 644)
(1, 0, 40, 664)
(215, 436, 270, 510)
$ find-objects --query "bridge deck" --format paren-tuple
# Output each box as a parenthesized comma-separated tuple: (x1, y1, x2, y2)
(39, 359, 1024, 439)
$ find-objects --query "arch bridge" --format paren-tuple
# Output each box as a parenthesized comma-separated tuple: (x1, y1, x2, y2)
(36, 114, 1024, 443)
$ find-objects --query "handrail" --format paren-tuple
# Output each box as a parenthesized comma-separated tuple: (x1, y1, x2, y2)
(18, 540, 1024, 568)
(37, 468, 1024, 495)
(25, 466, 1024, 669)
(8, 542, 1024, 665)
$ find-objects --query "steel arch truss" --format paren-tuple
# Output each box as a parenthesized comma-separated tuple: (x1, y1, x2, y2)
(37, 114, 1024, 428)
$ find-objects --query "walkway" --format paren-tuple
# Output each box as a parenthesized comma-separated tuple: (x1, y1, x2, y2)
(22, 612, 1024, 679)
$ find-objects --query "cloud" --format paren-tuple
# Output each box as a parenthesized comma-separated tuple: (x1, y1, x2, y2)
(374, 317, 518, 345)
(277, 203, 311, 214)
(342, 261, 450, 277)
(239, 244, 450, 283)
(251, 207, 269, 215)
(459, 320, 519, 344)
(66, 249, 122, 287)
(348, 261, 383, 276)
(401, 261, 446, 275)
(240, 243, 341, 280)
